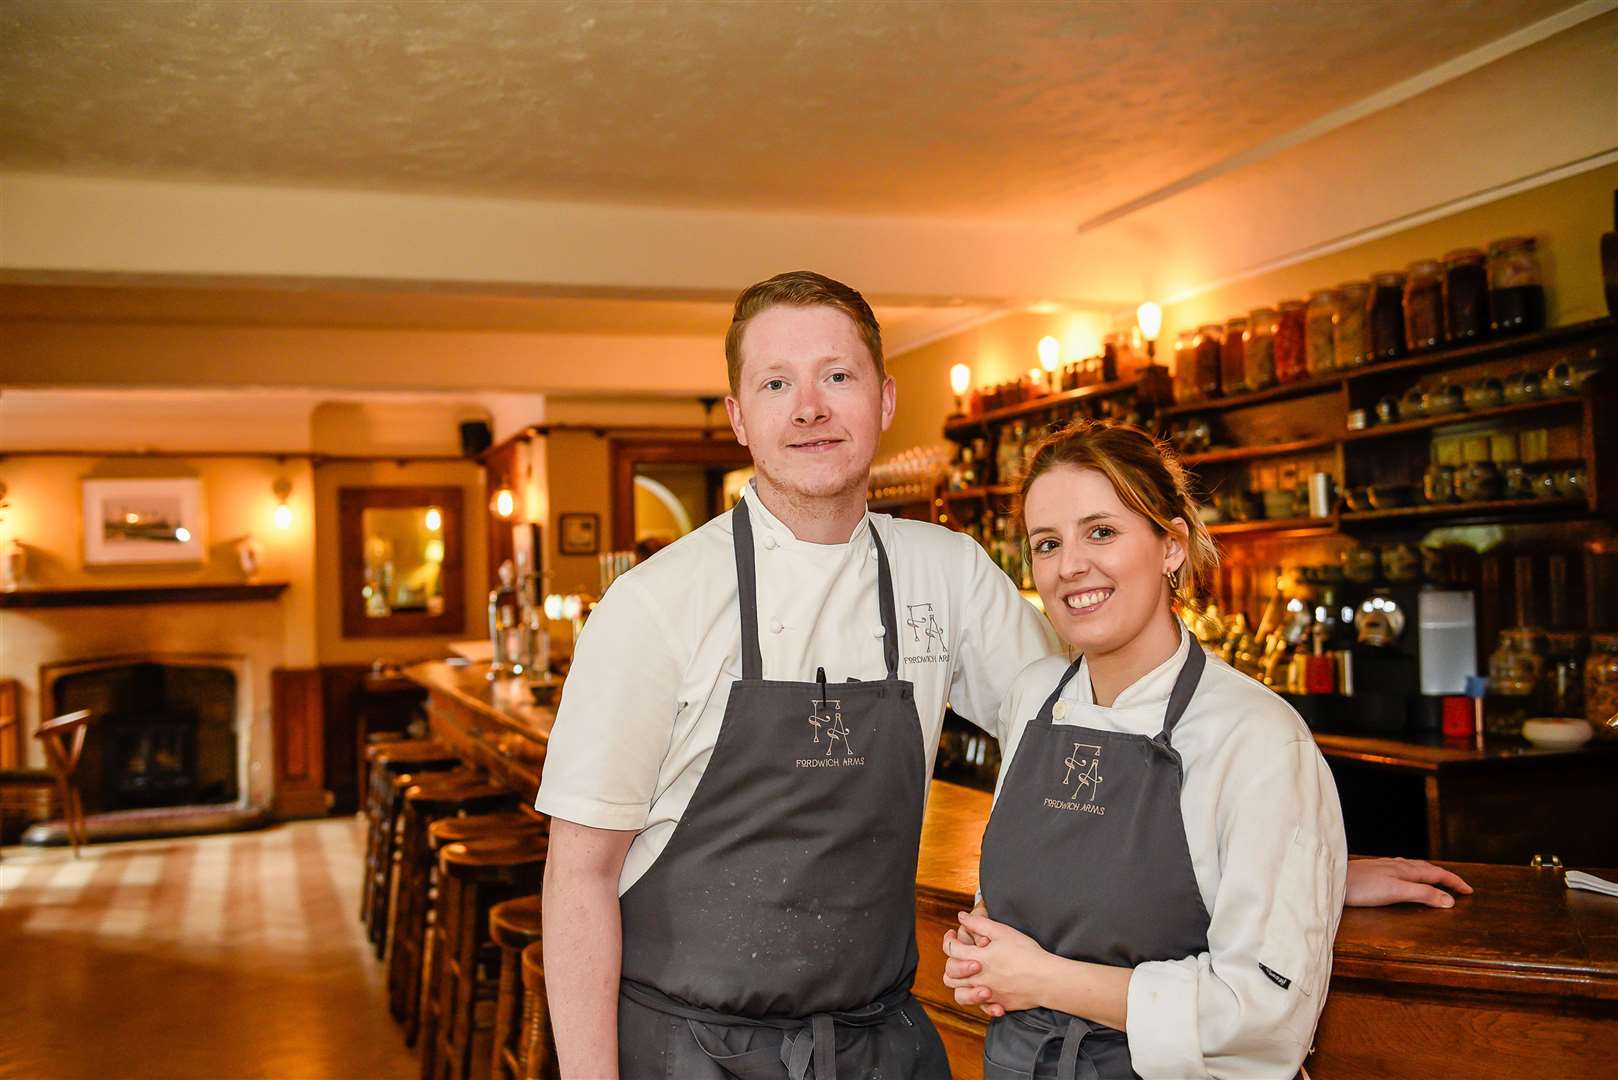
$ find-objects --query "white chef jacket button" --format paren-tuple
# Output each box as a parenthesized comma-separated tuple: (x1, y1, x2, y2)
(763, 535, 778, 550)
(1052, 701, 1068, 720)
(770, 619, 784, 634)
(872, 626, 886, 638)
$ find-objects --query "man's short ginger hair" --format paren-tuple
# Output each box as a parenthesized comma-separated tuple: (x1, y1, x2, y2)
(724, 270, 885, 394)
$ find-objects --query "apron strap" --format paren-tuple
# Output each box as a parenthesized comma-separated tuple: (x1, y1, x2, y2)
(870, 522, 900, 680)
(1158, 630, 1207, 743)
(733, 500, 765, 681)
(1036, 656, 1087, 724)
(1055, 1016, 1102, 1080)
(732, 496, 899, 682)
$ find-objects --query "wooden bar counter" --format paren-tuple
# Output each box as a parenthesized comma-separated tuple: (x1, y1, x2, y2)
(913, 781, 1618, 1080)
(408, 663, 1618, 1078)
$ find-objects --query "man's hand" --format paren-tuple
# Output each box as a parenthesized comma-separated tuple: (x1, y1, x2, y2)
(1346, 857, 1473, 908)
(942, 909, 1054, 1015)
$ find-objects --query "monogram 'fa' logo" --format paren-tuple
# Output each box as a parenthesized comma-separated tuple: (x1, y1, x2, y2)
(1061, 742, 1104, 803)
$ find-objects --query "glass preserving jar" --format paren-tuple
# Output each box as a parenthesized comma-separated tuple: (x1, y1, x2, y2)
(1222, 316, 1248, 395)
(1442, 248, 1490, 342)
(1334, 281, 1371, 367)
(1486, 627, 1544, 736)
(1275, 299, 1308, 383)
(1173, 328, 1199, 404)
(1404, 260, 1445, 352)
(1305, 290, 1339, 376)
(1586, 633, 1618, 735)
(1195, 324, 1223, 399)
(1487, 236, 1546, 335)
(1543, 631, 1586, 719)
(1368, 272, 1406, 361)
(1244, 307, 1278, 390)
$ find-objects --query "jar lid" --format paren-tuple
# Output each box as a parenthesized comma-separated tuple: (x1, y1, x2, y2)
(1336, 280, 1370, 293)
(1248, 306, 1278, 319)
(1488, 235, 1537, 254)
(1197, 323, 1223, 334)
(1224, 316, 1249, 328)
(1372, 271, 1407, 285)
(1306, 289, 1339, 300)
(1405, 259, 1443, 275)
(1279, 298, 1307, 310)
(1442, 248, 1486, 263)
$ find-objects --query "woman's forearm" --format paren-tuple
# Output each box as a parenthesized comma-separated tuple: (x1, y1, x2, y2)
(1036, 954, 1133, 1031)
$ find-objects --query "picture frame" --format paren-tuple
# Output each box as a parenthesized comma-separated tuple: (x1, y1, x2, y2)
(558, 512, 600, 556)
(83, 478, 207, 565)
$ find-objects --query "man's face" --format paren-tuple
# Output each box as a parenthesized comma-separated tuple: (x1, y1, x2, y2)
(725, 304, 895, 505)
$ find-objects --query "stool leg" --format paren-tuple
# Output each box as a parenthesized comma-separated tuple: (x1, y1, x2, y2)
(491, 947, 520, 1080)
(521, 951, 556, 1080)
(418, 871, 450, 1078)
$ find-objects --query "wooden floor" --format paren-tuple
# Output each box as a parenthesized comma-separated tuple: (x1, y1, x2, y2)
(0, 818, 419, 1080)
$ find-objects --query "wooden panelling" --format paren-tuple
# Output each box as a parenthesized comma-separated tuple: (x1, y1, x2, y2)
(0, 678, 20, 769)
(271, 667, 328, 819)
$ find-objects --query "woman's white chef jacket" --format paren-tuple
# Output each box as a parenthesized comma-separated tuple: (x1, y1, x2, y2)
(536, 486, 1060, 894)
(991, 626, 1348, 1078)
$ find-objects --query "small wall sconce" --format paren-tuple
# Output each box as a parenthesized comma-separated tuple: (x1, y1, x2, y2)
(949, 363, 972, 415)
(272, 478, 293, 530)
(424, 506, 443, 532)
(490, 484, 516, 520)
(1136, 302, 1163, 360)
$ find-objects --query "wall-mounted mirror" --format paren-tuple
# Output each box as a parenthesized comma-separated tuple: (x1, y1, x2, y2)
(339, 486, 465, 638)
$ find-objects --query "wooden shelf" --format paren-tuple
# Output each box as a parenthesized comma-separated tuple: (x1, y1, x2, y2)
(1339, 497, 1585, 526)
(943, 367, 1171, 438)
(942, 485, 1016, 500)
(1341, 317, 1615, 385)
(868, 492, 936, 510)
(1181, 436, 1336, 466)
(0, 582, 290, 609)
(1205, 515, 1336, 537)
(1341, 395, 1582, 441)
(1162, 370, 1343, 417)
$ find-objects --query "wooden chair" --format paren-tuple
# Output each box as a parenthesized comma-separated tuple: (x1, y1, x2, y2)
(0, 709, 93, 857)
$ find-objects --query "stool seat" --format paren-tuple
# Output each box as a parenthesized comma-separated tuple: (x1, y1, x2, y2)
(440, 836, 547, 882)
(430, 811, 546, 849)
(490, 895, 543, 953)
(406, 781, 512, 819)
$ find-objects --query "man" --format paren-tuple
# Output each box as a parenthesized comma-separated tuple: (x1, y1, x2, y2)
(538, 271, 1468, 1079)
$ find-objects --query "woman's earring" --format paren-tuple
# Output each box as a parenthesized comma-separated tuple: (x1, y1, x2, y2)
(1165, 565, 1183, 590)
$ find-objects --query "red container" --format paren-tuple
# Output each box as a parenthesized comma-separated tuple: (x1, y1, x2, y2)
(1275, 300, 1308, 383)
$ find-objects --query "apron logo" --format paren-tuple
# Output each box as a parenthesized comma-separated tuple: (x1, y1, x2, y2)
(797, 697, 864, 769)
(1044, 742, 1106, 815)
(903, 601, 950, 665)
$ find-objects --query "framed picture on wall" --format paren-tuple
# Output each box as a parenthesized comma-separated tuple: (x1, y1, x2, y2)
(558, 512, 600, 556)
(83, 478, 207, 565)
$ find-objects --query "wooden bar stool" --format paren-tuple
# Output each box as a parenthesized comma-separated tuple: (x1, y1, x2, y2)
(379, 764, 485, 960)
(0, 710, 92, 857)
(389, 778, 515, 1044)
(419, 835, 547, 1080)
(489, 896, 556, 1080)
(519, 942, 555, 1080)
(363, 742, 463, 945)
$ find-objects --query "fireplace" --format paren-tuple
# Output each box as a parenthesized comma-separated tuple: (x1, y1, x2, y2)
(46, 657, 244, 814)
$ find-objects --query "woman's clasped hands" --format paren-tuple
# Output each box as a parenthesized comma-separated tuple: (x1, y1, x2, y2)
(941, 904, 1048, 1018)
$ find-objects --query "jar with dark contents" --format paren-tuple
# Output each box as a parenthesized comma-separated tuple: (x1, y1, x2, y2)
(1486, 627, 1544, 736)
(1544, 631, 1586, 719)
(1403, 259, 1445, 352)
(1442, 248, 1490, 342)
(1368, 272, 1406, 361)
(1305, 290, 1339, 376)
(1487, 236, 1546, 335)
(1173, 329, 1199, 404)
(1195, 324, 1224, 398)
(1586, 633, 1618, 735)
(1333, 281, 1371, 367)
(1244, 307, 1277, 390)
(1222, 316, 1248, 395)
(1274, 299, 1308, 383)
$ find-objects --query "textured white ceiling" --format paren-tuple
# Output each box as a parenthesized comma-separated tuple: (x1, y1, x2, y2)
(0, 0, 1579, 224)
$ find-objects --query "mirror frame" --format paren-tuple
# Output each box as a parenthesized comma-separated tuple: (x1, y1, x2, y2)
(338, 486, 466, 639)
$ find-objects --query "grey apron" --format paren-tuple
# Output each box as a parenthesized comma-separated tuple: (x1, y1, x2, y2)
(977, 640, 1211, 1080)
(617, 500, 950, 1080)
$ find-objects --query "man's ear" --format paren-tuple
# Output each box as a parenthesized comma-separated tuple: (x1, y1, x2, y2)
(880, 374, 897, 433)
(725, 394, 748, 446)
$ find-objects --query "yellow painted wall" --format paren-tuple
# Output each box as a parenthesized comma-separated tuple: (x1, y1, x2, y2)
(545, 430, 613, 596)
(0, 454, 318, 668)
(881, 165, 1616, 451)
(1157, 164, 1617, 374)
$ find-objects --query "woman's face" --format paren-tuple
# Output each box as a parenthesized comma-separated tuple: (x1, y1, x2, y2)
(1024, 464, 1184, 655)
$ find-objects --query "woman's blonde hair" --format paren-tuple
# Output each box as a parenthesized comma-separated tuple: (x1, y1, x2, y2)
(1015, 418, 1219, 616)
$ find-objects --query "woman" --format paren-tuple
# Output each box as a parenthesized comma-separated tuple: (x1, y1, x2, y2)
(942, 420, 1423, 1078)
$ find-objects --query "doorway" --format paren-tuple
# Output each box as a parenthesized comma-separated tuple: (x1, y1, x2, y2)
(609, 438, 754, 552)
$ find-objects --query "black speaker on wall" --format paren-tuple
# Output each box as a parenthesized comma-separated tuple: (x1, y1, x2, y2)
(459, 420, 492, 457)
